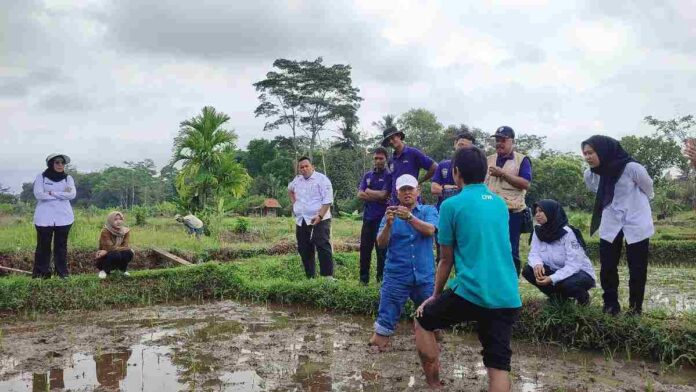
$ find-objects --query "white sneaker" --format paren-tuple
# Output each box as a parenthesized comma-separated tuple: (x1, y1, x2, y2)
(123, 271, 130, 277)
(98, 271, 107, 279)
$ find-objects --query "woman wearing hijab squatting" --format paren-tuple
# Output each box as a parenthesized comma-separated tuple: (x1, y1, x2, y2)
(522, 200, 596, 305)
(582, 135, 654, 316)
(95, 212, 134, 278)
(33, 153, 76, 279)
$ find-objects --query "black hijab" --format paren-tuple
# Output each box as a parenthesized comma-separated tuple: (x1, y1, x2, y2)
(533, 199, 587, 250)
(42, 157, 68, 183)
(581, 135, 635, 236)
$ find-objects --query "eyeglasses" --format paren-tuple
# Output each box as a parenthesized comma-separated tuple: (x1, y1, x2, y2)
(53, 161, 65, 165)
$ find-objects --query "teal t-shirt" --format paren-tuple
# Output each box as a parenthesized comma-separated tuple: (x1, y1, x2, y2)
(437, 183, 522, 309)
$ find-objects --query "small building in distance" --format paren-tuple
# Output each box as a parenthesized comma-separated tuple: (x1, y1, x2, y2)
(248, 198, 282, 217)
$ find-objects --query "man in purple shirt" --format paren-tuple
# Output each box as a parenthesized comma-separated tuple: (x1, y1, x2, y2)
(484, 126, 533, 276)
(431, 131, 476, 262)
(431, 131, 476, 210)
(357, 147, 392, 284)
(381, 126, 437, 205)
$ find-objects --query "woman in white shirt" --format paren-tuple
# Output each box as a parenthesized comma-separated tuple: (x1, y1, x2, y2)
(523, 199, 596, 305)
(582, 136, 654, 316)
(33, 153, 76, 279)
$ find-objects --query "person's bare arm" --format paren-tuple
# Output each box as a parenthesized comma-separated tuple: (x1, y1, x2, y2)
(430, 182, 443, 197)
(396, 207, 435, 237)
(310, 204, 332, 225)
(419, 162, 437, 184)
(434, 245, 454, 295)
(501, 171, 530, 190)
(376, 211, 395, 248)
(358, 189, 388, 202)
(288, 190, 296, 204)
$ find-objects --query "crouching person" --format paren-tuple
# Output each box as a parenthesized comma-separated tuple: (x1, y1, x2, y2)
(522, 199, 596, 305)
(95, 211, 133, 279)
(415, 146, 521, 391)
(369, 174, 438, 351)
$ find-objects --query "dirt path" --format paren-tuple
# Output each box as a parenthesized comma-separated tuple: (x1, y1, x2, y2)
(0, 300, 694, 391)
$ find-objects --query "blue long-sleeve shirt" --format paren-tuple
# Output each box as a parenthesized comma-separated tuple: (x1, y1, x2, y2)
(378, 204, 439, 285)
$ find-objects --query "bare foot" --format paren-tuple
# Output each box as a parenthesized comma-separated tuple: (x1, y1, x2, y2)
(368, 333, 390, 352)
(426, 380, 445, 389)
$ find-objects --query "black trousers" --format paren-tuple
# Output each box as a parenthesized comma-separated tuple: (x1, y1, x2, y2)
(508, 211, 523, 276)
(296, 219, 333, 278)
(359, 219, 385, 284)
(96, 250, 134, 273)
(599, 231, 649, 313)
(34, 224, 72, 279)
(522, 265, 594, 304)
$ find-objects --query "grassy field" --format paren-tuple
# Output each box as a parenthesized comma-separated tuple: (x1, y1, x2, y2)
(1, 210, 694, 315)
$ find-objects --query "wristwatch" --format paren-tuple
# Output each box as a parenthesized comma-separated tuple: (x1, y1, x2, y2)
(406, 213, 414, 222)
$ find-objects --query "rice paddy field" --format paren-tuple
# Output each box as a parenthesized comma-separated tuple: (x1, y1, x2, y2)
(0, 209, 694, 391)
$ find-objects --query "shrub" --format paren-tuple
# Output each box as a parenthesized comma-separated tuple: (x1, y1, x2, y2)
(233, 217, 250, 234)
(132, 206, 149, 226)
(153, 201, 179, 217)
(0, 204, 13, 216)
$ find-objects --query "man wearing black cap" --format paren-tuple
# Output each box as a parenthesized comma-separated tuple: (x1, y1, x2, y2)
(381, 126, 437, 205)
(485, 126, 532, 276)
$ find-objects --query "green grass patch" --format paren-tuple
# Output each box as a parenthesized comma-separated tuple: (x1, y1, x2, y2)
(1, 254, 693, 366)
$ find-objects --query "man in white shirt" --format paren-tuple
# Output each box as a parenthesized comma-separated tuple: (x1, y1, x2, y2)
(288, 156, 335, 278)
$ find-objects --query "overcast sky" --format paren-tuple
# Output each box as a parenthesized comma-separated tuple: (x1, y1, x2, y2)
(2, 0, 695, 192)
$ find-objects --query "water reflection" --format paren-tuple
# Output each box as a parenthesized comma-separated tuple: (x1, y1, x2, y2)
(95, 350, 131, 388)
(292, 354, 332, 392)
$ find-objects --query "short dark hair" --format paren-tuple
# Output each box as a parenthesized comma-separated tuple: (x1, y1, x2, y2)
(297, 156, 311, 164)
(452, 146, 487, 185)
(455, 131, 476, 144)
(373, 147, 389, 158)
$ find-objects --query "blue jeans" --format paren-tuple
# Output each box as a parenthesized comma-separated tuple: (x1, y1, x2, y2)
(508, 211, 523, 276)
(375, 273, 434, 336)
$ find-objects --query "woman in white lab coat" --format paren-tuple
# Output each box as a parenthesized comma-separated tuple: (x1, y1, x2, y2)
(33, 153, 76, 279)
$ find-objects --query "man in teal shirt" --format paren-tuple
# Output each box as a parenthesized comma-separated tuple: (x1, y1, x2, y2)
(414, 146, 521, 391)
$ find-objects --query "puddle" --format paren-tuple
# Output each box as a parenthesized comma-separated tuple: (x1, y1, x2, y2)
(1, 345, 182, 391)
(0, 300, 694, 391)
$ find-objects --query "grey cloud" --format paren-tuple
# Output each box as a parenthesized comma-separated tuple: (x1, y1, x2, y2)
(583, 0, 696, 54)
(0, 69, 67, 97)
(37, 92, 94, 112)
(500, 43, 546, 67)
(97, 0, 428, 84)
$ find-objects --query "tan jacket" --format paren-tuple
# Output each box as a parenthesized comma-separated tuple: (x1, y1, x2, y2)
(485, 152, 527, 212)
(98, 228, 131, 254)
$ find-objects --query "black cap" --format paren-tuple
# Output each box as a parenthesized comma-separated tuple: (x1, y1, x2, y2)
(491, 126, 515, 139)
(381, 126, 405, 147)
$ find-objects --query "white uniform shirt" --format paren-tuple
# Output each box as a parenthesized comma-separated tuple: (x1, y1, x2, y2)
(287, 171, 334, 226)
(33, 173, 76, 227)
(527, 227, 597, 285)
(584, 162, 654, 244)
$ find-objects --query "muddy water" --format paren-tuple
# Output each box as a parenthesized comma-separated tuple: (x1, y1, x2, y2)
(0, 301, 694, 391)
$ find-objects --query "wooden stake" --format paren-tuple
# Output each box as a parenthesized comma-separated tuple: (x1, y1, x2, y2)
(0, 265, 32, 275)
(152, 248, 193, 266)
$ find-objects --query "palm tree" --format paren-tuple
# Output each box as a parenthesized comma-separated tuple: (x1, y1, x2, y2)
(172, 106, 251, 212)
(372, 114, 397, 132)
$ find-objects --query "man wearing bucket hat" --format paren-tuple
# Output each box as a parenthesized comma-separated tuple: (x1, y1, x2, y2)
(381, 126, 437, 205)
(32, 153, 77, 279)
(484, 126, 533, 276)
(369, 174, 438, 351)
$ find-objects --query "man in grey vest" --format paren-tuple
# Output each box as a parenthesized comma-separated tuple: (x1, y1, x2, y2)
(485, 126, 532, 276)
